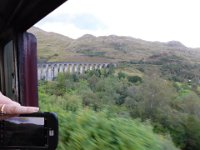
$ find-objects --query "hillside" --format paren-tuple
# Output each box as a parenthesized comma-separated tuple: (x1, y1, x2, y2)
(34, 25, 200, 150)
(28, 27, 200, 63)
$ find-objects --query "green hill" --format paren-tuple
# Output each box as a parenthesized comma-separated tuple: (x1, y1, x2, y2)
(34, 26, 200, 150)
(28, 27, 200, 64)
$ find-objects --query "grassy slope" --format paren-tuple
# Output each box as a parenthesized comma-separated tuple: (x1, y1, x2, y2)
(28, 27, 200, 63)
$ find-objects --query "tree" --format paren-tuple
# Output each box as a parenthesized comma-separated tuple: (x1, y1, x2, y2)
(184, 116, 200, 150)
(126, 75, 176, 121)
(118, 71, 126, 79)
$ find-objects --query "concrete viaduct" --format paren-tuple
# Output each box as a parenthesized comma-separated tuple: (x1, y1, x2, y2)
(38, 62, 116, 81)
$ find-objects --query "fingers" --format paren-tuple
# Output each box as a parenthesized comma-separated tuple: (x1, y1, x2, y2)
(0, 93, 39, 116)
(10, 105, 39, 114)
(0, 104, 39, 115)
(0, 92, 20, 106)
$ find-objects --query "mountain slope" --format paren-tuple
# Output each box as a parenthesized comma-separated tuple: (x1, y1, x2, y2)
(28, 27, 200, 63)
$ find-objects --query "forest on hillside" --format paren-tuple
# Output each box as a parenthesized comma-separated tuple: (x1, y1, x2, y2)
(39, 57, 200, 150)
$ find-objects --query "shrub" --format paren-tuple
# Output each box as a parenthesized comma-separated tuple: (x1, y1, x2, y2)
(128, 76, 142, 83)
(59, 110, 178, 150)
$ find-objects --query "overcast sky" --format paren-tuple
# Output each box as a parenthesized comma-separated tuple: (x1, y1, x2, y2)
(35, 0, 200, 48)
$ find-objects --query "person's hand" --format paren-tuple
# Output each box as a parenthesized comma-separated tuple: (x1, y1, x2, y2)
(0, 92, 39, 119)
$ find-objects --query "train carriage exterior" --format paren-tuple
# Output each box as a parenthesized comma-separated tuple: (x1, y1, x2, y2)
(0, 0, 67, 106)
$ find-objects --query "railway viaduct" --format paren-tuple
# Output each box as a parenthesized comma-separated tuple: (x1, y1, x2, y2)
(38, 62, 116, 81)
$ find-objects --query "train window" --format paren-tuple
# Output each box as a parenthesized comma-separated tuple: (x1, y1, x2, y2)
(3, 41, 14, 99)
(0, 33, 38, 105)
(0, 44, 3, 93)
(1, 40, 19, 101)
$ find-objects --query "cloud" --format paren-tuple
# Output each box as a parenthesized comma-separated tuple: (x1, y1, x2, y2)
(35, 0, 200, 47)
(71, 13, 106, 30)
(35, 13, 107, 38)
(37, 12, 106, 31)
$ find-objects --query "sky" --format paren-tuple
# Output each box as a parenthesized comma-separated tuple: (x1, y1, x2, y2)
(35, 0, 200, 48)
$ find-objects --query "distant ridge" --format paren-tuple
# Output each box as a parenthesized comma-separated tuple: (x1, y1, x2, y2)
(28, 27, 200, 63)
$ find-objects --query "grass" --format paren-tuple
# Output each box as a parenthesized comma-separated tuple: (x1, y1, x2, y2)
(115, 67, 143, 77)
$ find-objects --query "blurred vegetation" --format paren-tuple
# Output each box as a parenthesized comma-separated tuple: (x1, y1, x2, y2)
(39, 90, 177, 150)
(38, 62, 200, 150)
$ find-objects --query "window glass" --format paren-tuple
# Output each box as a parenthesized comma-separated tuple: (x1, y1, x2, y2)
(3, 41, 15, 99)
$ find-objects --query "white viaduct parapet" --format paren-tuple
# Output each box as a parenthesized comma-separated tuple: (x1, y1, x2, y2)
(37, 62, 117, 81)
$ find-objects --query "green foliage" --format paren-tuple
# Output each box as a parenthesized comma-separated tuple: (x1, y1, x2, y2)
(127, 75, 142, 83)
(125, 75, 176, 121)
(117, 71, 127, 79)
(174, 92, 200, 119)
(77, 50, 106, 57)
(41, 73, 67, 96)
(124, 74, 200, 150)
(184, 116, 200, 149)
(60, 110, 178, 150)
(38, 66, 200, 150)
(82, 91, 101, 111)
(33, 27, 200, 149)
(63, 93, 82, 112)
(39, 92, 178, 150)
(161, 62, 200, 83)
(38, 68, 180, 150)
